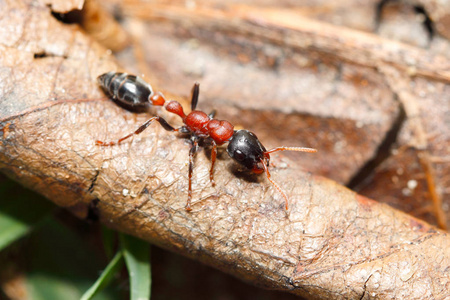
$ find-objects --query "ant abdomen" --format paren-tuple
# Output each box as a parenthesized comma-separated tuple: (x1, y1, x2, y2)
(98, 72, 153, 112)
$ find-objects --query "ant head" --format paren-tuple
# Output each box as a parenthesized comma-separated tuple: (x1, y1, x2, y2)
(227, 130, 269, 173)
(227, 129, 317, 211)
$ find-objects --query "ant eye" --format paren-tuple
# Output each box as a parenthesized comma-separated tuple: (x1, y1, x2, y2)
(234, 149, 246, 161)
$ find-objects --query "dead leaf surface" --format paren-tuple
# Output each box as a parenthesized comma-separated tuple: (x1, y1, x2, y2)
(0, 1, 449, 299)
(120, 1, 450, 229)
(45, 0, 84, 12)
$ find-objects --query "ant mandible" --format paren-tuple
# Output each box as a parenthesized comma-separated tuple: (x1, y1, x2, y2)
(96, 72, 317, 211)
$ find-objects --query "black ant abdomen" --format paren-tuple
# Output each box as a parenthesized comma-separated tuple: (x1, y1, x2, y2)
(98, 71, 153, 112)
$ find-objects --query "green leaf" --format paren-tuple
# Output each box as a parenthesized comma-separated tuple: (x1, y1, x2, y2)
(18, 217, 120, 300)
(25, 218, 120, 300)
(101, 226, 116, 260)
(0, 177, 54, 251)
(0, 176, 121, 300)
(80, 251, 124, 300)
(120, 233, 151, 300)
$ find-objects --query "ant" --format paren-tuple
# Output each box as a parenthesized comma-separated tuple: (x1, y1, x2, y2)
(96, 72, 317, 211)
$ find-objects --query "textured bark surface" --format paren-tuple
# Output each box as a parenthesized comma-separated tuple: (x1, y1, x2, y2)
(0, 0, 449, 299)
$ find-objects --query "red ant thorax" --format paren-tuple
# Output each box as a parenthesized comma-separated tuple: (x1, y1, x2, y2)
(207, 120, 234, 144)
(151, 91, 234, 145)
(184, 111, 210, 132)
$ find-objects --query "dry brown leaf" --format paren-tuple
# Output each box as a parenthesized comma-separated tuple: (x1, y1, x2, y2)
(0, 1, 449, 299)
(40, 0, 84, 13)
(120, 1, 450, 229)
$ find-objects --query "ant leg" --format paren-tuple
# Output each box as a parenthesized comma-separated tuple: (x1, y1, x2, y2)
(260, 159, 289, 210)
(209, 141, 217, 186)
(266, 146, 317, 154)
(191, 83, 200, 111)
(96, 116, 177, 146)
(208, 109, 217, 119)
(185, 140, 199, 211)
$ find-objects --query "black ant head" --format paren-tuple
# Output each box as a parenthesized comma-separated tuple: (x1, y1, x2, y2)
(227, 130, 317, 210)
(227, 130, 269, 173)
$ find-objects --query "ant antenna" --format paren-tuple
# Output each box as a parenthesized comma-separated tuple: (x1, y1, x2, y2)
(262, 146, 317, 210)
(266, 147, 317, 154)
(260, 158, 290, 210)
